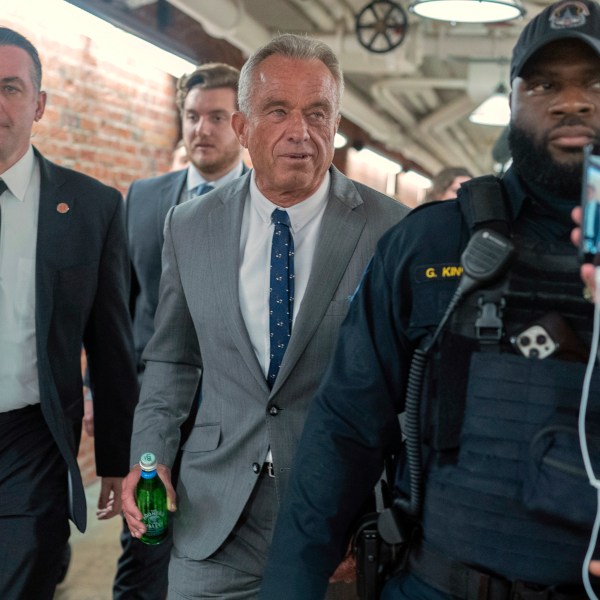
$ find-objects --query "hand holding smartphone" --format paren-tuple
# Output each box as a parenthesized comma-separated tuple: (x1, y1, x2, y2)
(580, 143, 600, 264)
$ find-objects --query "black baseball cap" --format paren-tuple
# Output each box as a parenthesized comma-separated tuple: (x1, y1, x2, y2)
(511, 0, 600, 83)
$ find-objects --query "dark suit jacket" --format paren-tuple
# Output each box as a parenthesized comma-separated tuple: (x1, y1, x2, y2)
(34, 148, 137, 532)
(126, 164, 248, 367)
(126, 169, 186, 365)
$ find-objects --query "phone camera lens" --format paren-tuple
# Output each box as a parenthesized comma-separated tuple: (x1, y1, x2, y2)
(536, 334, 547, 345)
(529, 348, 540, 358)
(520, 336, 531, 347)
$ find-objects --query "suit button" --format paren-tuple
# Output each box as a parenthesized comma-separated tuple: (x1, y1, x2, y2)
(269, 405, 279, 416)
(252, 462, 261, 474)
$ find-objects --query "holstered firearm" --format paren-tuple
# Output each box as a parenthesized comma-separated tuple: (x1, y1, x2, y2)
(351, 478, 412, 599)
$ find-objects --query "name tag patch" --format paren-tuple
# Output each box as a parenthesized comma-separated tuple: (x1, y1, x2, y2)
(415, 263, 463, 283)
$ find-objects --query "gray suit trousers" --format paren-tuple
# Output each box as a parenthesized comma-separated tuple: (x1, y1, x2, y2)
(167, 469, 357, 599)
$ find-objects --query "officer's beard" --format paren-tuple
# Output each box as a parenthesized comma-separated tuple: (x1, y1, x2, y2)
(508, 123, 584, 202)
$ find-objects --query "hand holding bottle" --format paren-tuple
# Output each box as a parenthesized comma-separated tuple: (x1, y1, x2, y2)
(121, 453, 177, 541)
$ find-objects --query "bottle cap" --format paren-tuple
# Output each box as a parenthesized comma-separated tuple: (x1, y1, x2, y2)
(139, 452, 157, 472)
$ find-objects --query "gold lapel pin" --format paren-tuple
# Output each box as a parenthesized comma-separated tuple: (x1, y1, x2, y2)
(56, 202, 70, 214)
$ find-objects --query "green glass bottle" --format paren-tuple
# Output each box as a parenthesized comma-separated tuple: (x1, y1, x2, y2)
(136, 452, 168, 545)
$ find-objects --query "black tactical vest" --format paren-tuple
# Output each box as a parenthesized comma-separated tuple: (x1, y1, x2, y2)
(416, 176, 600, 584)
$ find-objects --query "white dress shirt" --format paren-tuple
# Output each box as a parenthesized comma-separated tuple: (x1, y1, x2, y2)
(239, 171, 330, 464)
(182, 161, 245, 202)
(238, 170, 330, 381)
(0, 146, 41, 411)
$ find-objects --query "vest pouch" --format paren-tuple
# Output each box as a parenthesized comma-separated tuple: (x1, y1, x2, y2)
(523, 413, 600, 530)
(423, 352, 600, 582)
(456, 352, 599, 514)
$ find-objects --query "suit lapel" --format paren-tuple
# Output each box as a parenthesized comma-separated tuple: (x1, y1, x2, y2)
(34, 151, 69, 352)
(271, 167, 366, 394)
(209, 173, 270, 393)
(157, 170, 186, 246)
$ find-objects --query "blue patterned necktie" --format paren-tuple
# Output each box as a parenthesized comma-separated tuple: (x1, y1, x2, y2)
(189, 182, 214, 199)
(267, 209, 295, 389)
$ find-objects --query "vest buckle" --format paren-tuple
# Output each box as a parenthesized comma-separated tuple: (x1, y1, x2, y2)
(475, 298, 505, 342)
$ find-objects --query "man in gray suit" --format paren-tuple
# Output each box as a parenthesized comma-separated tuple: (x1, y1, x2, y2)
(114, 63, 247, 599)
(121, 34, 409, 599)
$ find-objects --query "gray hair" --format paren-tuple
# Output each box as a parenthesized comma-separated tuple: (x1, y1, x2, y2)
(238, 33, 344, 115)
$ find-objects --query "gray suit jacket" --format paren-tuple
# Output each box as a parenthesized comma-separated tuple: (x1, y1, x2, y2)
(131, 166, 409, 559)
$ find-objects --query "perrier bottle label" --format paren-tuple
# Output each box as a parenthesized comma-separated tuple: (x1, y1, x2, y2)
(136, 452, 168, 545)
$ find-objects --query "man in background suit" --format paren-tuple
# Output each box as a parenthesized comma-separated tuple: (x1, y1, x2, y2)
(0, 27, 137, 599)
(113, 62, 247, 599)
(121, 34, 409, 599)
(126, 62, 246, 379)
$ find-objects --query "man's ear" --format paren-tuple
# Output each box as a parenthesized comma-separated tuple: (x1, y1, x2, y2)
(34, 91, 47, 122)
(231, 111, 248, 148)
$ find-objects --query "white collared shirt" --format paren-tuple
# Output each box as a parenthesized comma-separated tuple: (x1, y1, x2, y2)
(0, 146, 41, 411)
(239, 170, 330, 380)
(182, 161, 245, 202)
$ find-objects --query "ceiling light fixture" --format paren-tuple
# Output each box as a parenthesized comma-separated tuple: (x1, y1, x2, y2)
(469, 83, 510, 127)
(356, 148, 403, 174)
(409, 0, 525, 24)
(402, 170, 432, 189)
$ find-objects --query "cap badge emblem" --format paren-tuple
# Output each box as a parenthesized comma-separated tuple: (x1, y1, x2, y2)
(549, 0, 590, 29)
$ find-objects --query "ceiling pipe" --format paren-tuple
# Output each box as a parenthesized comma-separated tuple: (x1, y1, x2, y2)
(340, 88, 406, 147)
(170, 0, 518, 76)
(418, 94, 479, 134)
(326, 0, 357, 32)
(372, 80, 480, 172)
(314, 32, 517, 74)
(374, 77, 469, 92)
(371, 82, 419, 127)
(288, 0, 338, 31)
(448, 123, 489, 172)
(434, 129, 481, 175)
(167, 0, 270, 55)
(372, 70, 500, 172)
(417, 94, 482, 172)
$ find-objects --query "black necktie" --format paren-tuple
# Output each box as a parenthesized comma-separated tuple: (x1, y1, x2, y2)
(266, 209, 295, 389)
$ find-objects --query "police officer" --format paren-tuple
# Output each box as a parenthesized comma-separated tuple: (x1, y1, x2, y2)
(259, 1, 600, 598)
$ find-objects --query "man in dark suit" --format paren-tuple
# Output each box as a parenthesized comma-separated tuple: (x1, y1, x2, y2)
(0, 27, 137, 600)
(121, 34, 409, 599)
(113, 62, 247, 599)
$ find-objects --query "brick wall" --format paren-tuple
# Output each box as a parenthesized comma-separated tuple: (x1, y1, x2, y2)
(3, 12, 180, 197)
(3, 9, 181, 486)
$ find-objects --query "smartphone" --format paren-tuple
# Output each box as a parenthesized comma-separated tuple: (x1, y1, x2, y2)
(581, 143, 600, 263)
(511, 324, 558, 359)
